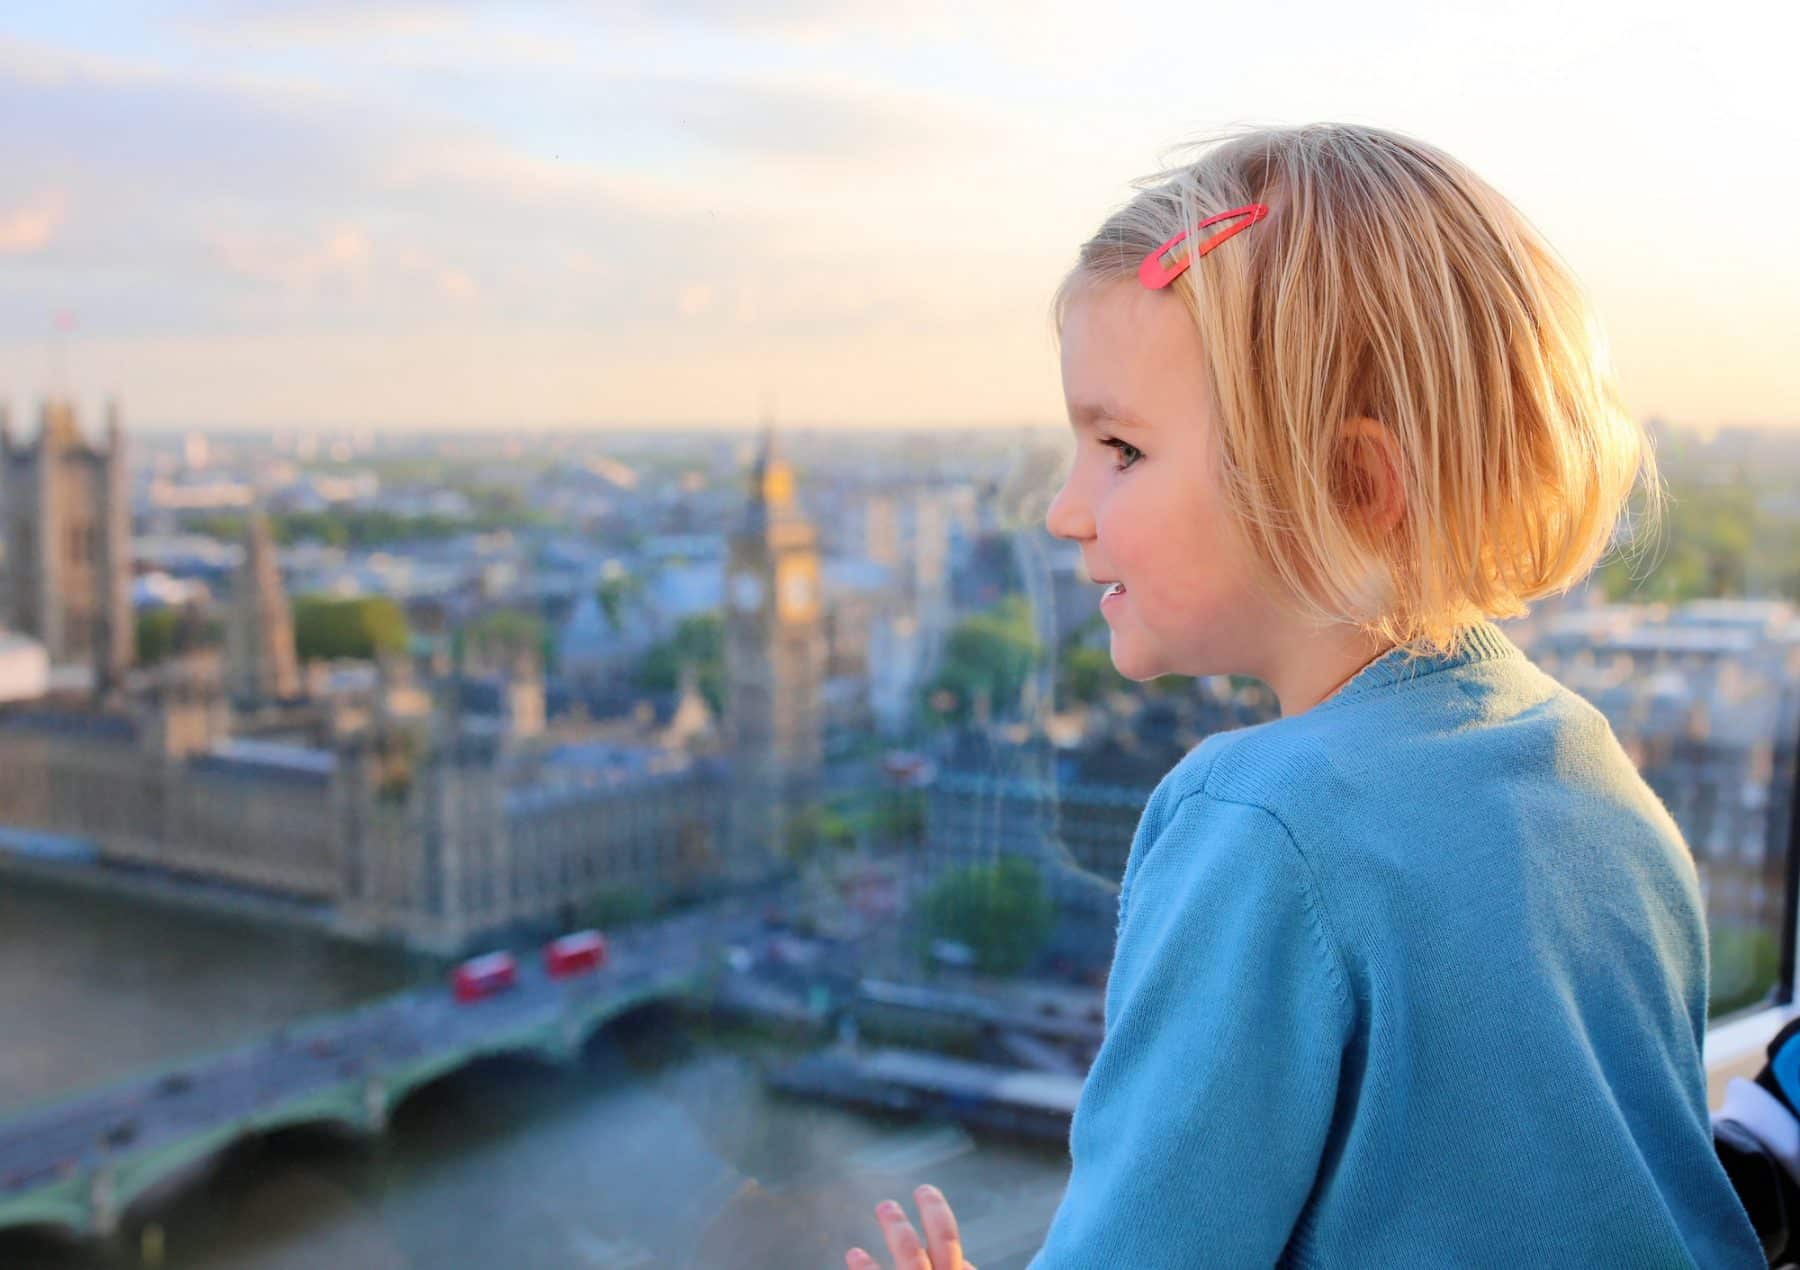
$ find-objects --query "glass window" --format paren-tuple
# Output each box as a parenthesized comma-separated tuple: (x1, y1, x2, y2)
(1, 19, 1790, 1270)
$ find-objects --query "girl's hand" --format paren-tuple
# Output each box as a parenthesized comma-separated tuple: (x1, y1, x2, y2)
(845, 1184, 976, 1270)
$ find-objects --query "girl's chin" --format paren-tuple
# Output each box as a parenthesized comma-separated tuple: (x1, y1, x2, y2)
(1106, 640, 1165, 683)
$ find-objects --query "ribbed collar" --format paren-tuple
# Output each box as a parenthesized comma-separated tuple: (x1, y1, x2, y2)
(1318, 618, 1524, 711)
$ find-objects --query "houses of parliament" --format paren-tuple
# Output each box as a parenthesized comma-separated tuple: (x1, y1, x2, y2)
(0, 400, 824, 952)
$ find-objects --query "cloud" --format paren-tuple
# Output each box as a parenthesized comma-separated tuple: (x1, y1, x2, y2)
(561, 246, 603, 276)
(436, 267, 476, 301)
(178, 0, 932, 52)
(0, 189, 66, 254)
(0, 36, 735, 337)
(176, 0, 473, 44)
(390, 245, 475, 304)
(616, 74, 945, 160)
(612, 0, 957, 43)
(213, 223, 370, 295)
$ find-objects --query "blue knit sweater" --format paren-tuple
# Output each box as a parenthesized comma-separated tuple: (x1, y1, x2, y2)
(1029, 619, 1764, 1268)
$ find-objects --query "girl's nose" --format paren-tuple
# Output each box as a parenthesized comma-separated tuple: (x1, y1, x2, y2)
(1045, 475, 1093, 542)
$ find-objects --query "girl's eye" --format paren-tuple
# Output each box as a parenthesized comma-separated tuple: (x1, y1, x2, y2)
(1100, 437, 1144, 471)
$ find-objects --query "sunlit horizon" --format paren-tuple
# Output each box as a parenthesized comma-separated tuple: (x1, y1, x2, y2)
(2, 1, 1794, 433)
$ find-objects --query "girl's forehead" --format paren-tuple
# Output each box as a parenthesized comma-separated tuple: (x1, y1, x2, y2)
(1063, 275, 1149, 327)
(1064, 279, 1193, 354)
(1061, 282, 1207, 410)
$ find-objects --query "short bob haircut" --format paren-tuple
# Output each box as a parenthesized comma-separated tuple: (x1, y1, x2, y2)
(1054, 122, 1663, 662)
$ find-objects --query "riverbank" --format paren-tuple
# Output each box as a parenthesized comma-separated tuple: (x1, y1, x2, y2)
(0, 830, 349, 944)
(0, 871, 423, 1114)
(0, 856, 1079, 1267)
(2, 993, 1069, 1269)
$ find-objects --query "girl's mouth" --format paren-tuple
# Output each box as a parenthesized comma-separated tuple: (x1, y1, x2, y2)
(1101, 582, 1126, 606)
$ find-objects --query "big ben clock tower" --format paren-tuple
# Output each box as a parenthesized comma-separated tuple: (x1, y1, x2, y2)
(724, 426, 825, 881)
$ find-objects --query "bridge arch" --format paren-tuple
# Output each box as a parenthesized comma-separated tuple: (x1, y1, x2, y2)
(0, 1199, 89, 1243)
(0, 970, 704, 1243)
(382, 989, 682, 1117)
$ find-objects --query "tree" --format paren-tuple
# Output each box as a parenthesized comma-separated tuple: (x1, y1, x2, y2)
(784, 802, 857, 866)
(466, 608, 550, 669)
(292, 595, 409, 661)
(185, 512, 249, 543)
(136, 608, 183, 665)
(580, 884, 654, 930)
(596, 574, 644, 632)
(916, 856, 1055, 976)
(870, 788, 924, 847)
(1057, 644, 1119, 706)
(1711, 923, 1780, 1018)
(923, 595, 1041, 724)
(639, 612, 725, 712)
(135, 605, 220, 665)
(1595, 476, 1758, 604)
(185, 505, 545, 550)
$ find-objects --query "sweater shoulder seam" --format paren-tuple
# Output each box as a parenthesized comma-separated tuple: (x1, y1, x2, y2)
(1185, 781, 1354, 1018)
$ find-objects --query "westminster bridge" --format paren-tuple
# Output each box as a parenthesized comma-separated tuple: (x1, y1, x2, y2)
(0, 905, 767, 1242)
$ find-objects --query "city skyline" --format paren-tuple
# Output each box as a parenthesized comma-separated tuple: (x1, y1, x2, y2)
(1, 1, 1795, 432)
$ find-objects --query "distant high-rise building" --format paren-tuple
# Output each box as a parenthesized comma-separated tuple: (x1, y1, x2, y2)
(0, 398, 133, 695)
(862, 492, 900, 566)
(723, 426, 825, 880)
(225, 507, 301, 706)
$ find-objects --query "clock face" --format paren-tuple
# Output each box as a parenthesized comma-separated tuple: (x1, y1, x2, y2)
(780, 569, 814, 611)
(730, 571, 765, 612)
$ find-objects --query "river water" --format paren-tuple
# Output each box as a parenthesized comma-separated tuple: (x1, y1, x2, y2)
(0, 874, 1069, 1269)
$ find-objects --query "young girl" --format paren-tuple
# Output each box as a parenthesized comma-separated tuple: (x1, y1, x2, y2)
(846, 123, 1766, 1268)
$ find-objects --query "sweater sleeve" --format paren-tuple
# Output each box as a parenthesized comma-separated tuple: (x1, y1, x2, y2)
(1030, 792, 1355, 1267)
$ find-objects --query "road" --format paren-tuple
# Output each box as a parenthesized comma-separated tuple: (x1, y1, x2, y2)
(0, 903, 764, 1202)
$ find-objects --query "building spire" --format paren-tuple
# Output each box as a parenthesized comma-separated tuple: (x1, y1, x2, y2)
(758, 389, 780, 465)
(748, 399, 794, 520)
(225, 499, 301, 705)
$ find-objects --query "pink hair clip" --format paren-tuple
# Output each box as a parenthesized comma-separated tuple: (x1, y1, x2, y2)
(1138, 203, 1269, 289)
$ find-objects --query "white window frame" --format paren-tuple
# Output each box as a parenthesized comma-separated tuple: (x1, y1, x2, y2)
(1708, 712, 1800, 1103)
(1707, 999, 1800, 1108)
(1706, 768, 1796, 1108)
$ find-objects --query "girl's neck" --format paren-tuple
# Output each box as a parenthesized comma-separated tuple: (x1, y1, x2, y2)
(1270, 628, 1399, 718)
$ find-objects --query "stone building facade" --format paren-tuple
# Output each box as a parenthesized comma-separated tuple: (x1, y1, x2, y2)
(0, 662, 732, 953)
(0, 421, 841, 952)
(0, 655, 339, 900)
(0, 399, 133, 694)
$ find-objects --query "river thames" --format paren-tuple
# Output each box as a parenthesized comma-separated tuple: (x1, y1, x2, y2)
(0, 874, 1070, 1269)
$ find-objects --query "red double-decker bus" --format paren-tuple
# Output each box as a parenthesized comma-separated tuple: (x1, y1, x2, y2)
(451, 951, 518, 1003)
(543, 930, 608, 979)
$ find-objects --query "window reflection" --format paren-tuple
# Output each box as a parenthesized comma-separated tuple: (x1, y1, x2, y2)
(0, 415, 1797, 1265)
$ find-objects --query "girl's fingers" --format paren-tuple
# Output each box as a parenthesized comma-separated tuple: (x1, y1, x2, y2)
(876, 1199, 933, 1270)
(845, 1249, 878, 1270)
(914, 1185, 967, 1269)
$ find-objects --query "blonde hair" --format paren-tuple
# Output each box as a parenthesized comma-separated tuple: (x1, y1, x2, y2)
(1055, 122, 1663, 661)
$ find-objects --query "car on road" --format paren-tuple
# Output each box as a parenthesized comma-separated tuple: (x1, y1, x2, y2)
(102, 1121, 137, 1149)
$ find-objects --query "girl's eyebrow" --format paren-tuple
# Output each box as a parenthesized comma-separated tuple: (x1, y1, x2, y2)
(1068, 399, 1136, 428)
(1068, 400, 1149, 431)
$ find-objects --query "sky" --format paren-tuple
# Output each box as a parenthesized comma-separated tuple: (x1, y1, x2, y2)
(0, 0, 1794, 433)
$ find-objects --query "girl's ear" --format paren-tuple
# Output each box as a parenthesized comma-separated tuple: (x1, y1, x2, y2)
(1337, 416, 1406, 536)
